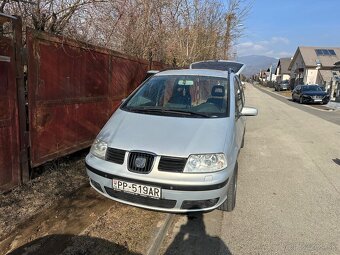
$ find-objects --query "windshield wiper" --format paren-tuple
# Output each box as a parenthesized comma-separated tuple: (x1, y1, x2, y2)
(125, 107, 210, 118)
(163, 109, 210, 118)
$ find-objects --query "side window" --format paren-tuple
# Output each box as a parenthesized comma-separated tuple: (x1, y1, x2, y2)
(234, 77, 243, 116)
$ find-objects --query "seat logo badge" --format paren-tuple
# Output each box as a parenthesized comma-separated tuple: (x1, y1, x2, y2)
(135, 157, 146, 168)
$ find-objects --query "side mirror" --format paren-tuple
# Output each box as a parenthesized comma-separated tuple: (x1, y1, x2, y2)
(241, 106, 258, 116)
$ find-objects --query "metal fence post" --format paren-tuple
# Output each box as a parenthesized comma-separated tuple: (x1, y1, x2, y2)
(13, 16, 30, 183)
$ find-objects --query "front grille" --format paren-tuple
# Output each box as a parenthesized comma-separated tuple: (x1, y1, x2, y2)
(104, 187, 176, 209)
(158, 156, 187, 172)
(128, 152, 154, 174)
(106, 148, 126, 164)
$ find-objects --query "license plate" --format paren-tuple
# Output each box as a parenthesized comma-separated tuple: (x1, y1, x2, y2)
(314, 99, 322, 102)
(112, 179, 161, 199)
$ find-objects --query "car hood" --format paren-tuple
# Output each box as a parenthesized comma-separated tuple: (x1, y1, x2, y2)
(302, 91, 327, 96)
(97, 109, 229, 157)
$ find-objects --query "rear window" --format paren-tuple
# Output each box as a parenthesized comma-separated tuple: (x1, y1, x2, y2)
(301, 85, 322, 91)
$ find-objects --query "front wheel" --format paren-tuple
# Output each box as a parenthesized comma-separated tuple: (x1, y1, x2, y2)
(218, 162, 238, 212)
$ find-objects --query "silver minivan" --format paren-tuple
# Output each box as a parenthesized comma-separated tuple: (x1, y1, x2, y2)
(85, 60, 257, 213)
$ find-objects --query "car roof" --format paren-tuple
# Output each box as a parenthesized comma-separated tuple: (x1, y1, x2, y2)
(154, 68, 229, 79)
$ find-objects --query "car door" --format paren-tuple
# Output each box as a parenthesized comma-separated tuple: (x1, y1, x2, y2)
(293, 85, 300, 100)
(234, 76, 245, 151)
(296, 86, 302, 99)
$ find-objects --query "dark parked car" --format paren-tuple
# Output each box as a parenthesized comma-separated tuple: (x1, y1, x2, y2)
(274, 81, 290, 91)
(292, 85, 330, 104)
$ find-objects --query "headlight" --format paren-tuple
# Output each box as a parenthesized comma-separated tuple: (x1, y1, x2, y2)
(183, 153, 227, 173)
(90, 139, 108, 159)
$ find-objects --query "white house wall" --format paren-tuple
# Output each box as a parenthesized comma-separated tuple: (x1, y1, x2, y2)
(290, 52, 305, 78)
(305, 69, 318, 84)
(282, 74, 290, 81)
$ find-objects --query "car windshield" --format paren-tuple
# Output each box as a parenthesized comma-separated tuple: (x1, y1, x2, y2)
(301, 85, 322, 91)
(121, 75, 229, 118)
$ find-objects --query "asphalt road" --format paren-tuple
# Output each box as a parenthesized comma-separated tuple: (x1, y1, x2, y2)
(161, 83, 340, 255)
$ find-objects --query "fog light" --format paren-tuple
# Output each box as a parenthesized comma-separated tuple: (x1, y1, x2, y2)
(181, 198, 219, 209)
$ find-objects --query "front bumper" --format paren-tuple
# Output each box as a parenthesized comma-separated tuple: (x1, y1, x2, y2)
(302, 95, 329, 104)
(85, 155, 232, 213)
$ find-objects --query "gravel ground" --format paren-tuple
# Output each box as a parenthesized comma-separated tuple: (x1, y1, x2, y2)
(0, 156, 88, 240)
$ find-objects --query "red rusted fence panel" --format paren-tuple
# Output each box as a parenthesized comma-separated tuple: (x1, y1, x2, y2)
(0, 37, 21, 190)
(27, 29, 165, 167)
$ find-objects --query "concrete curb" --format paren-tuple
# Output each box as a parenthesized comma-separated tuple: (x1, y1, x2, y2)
(147, 214, 175, 255)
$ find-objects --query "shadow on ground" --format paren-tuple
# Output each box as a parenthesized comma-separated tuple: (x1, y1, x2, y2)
(164, 213, 231, 255)
(8, 234, 141, 255)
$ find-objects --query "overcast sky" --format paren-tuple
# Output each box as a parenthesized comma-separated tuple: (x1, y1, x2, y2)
(236, 0, 340, 58)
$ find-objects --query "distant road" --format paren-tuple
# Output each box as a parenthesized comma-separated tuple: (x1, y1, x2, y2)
(254, 85, 340, 126)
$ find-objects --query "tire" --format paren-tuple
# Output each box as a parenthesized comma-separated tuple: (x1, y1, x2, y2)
(292, 96, 295, 102)
(299, 97, 303, 104)
(218, 162, 238, 212)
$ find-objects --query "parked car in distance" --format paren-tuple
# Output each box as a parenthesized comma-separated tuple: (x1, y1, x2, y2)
(85, 60, 257, 213)
(292, 84, 330, 104)
(274, 81, 290, 91)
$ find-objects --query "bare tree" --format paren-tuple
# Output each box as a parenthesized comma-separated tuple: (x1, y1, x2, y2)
(1, 0, 251, 64)
(222, 0, 250, 59)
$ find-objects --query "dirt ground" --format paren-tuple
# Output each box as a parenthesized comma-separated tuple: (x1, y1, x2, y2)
(0, 157, 88, 240)
(0, 154, 167, 255)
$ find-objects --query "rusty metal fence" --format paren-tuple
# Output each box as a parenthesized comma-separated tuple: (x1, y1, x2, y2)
(0, 14, 29, 190)
(0, 15, 166, 190)
(0, 36, 20, 189)
(26, 29, 165, 167)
